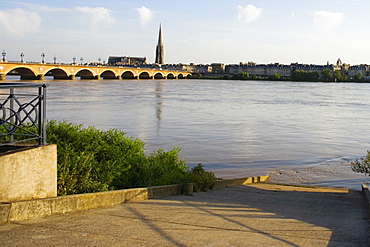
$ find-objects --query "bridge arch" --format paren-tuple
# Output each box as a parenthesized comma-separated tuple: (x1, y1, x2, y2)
(5, 66, 39, 80)
(139, 71, 151, 79)
(45, 68, 70, 80)
(121, 71, 136, 79)
(100, 70, 118, 79)
(154, 72, 165, 79)
(75, 68, 96, 79)
(166, 73, 176, 79)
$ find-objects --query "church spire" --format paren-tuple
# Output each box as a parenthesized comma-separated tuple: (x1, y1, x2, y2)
(155, 24, 164, 64)
(158, 24, 162, 44)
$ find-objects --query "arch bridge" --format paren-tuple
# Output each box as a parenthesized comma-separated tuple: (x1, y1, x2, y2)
(0, 62, 191, 80)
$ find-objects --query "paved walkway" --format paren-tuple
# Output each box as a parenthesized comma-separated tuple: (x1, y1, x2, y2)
(0, 183, 369, 246)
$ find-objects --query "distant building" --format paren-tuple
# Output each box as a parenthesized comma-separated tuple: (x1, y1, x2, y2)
(291, 63, 334, 77)
(162, 64, 194, 71)
(211, 63, 225, 73)
(108, 56, 146, 66)
(155, 24, 164, 64)
(225, 62, 290, 77)
(348, 65, 368, 78)
(193, 64, 212, 73)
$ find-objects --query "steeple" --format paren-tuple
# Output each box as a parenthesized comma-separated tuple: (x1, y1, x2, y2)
(155, 24, 164, 64)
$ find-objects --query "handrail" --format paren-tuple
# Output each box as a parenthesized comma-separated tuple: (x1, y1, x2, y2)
(0, 83, 48, 146)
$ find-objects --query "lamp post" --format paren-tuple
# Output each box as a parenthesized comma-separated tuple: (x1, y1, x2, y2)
(41, 52, 45, 63)
(73, 55, 76, 64)
(2, 50, 6, 62)
(53, 55, 57, 64)
(80, 57, 83, 65)
(98, 57, 101, 64)
(20, 52, 24, 63)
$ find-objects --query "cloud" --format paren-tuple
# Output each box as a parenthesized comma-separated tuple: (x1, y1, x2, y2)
(0, 8, 41, 37)
(312, 11, 344, 32)
(135, 6, 154, 26)
(237, 4, 262, 23)
(75, 6, 115, 31)
(20, 3, 70, 13)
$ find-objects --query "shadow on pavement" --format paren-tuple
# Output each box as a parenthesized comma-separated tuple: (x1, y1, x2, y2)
(121, 183, 369, 246)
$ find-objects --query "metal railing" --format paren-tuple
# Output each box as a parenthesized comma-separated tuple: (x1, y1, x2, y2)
(0, 83, 48, 146)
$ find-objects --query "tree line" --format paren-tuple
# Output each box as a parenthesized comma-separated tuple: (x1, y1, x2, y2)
(192, 69, 365, 82)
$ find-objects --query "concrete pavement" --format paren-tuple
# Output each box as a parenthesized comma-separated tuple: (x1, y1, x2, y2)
(0, 183, 369, 246)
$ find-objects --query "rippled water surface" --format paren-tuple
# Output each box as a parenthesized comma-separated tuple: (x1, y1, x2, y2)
(44, 79, 370, 188)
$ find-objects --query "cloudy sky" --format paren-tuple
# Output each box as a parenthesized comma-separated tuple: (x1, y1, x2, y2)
(0, 0, 368, 65)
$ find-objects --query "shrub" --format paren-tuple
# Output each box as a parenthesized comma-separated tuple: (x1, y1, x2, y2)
(46, 121, 148, 195)
(187, 164, 216, 192)
(1, 120, 218, 195)
(351, 150, 370, 176)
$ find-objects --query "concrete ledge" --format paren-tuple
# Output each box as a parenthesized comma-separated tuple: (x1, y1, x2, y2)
(226, 175, 268, 187)
(362, 184, 370, 213)
(0, 176, 268, 224)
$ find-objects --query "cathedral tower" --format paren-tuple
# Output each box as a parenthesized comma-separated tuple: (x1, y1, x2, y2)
(155, 24, 164, 64)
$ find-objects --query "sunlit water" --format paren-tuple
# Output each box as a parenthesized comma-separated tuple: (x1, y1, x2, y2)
(18, 78, 370, 189)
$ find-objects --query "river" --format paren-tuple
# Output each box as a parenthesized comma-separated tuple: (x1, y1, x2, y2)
(37, 79, 370, 189)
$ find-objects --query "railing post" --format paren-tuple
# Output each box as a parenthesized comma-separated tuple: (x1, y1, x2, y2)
(9, 87, 14, 143)
(38, 85, 47, 145)
(43, 84, 47, 145)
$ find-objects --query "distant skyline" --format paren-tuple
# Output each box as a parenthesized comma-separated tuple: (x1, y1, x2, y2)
(0, 1, 369, 65)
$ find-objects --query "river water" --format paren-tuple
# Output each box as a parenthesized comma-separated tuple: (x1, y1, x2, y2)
(39, 79, 370, 189)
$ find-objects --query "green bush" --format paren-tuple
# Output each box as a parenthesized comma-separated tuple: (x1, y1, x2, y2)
(187, 164, 216, 192)
(1, 120, 218, 195)
(351, 150, 370, 176)
(46, 121, 194, 195)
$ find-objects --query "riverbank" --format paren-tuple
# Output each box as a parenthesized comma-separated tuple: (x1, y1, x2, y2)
(209, 158, 369, 191)
(190, 72, 370, 83)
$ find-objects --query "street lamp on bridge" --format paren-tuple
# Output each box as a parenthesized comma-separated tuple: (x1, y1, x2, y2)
(20, 52, 24, 63)
(41, 52, 45, 64)
(98, 57, 101, 64)
(80, 57, 83, 65)
(73, 56, 76, 64)
(53, 55, 57, 64)
(2, 50, 6, 62)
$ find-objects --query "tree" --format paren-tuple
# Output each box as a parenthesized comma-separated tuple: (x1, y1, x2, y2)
(307, 71, 319, 81)
(291, 70, 307, 81)
(354, 72, 363, 81)
(239, 72, 250, 79)
(291, 70, 319, 81)
(272, 72, 281, 80)
(321, 68, 333, 81)
(333, 71, 348, 81)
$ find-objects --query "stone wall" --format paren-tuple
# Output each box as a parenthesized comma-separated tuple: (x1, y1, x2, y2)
(0, 144, 57, 202)
(0, 176, 269, 224)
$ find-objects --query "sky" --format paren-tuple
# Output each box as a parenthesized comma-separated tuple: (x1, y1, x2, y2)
(0, 0, 369, 65)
